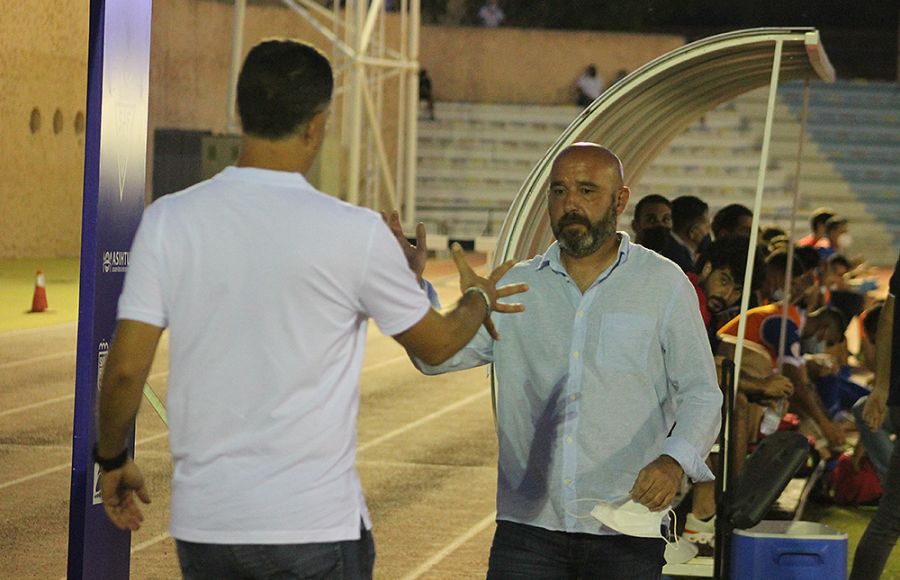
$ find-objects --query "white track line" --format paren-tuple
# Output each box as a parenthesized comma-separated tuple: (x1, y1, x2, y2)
(0, 350, 76, 370)
(358, 390, 488, 453)
(0, 322, 76, 338)
(0, 394, 73, 418)
(131, 531, 172, 554)
(400, 512, 497, 580)
(0, 432, 168, 491)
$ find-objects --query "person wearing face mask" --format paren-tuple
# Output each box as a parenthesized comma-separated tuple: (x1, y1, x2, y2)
(630, 194, 672, 245)
(815, 215, 850, 261)
(399, 144, 723, 579)
(670, 195, 712, 274)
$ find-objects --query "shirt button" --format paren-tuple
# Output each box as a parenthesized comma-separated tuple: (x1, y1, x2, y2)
(564, 478, 573, 486)
(566, 436, 573, 444)
(577, 311, 585, 318)
(572, 351, 579, 359)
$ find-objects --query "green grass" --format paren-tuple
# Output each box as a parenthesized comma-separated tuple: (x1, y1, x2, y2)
(806, 501, 900, 579)
(0, 258, 80, 332)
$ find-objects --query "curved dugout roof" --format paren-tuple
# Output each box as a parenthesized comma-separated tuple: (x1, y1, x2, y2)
(495, 28, 835, 263)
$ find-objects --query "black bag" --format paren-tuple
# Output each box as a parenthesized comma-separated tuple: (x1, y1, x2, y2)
(727, 431, 811, 529)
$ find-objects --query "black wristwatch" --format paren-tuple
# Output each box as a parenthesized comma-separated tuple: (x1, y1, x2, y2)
(92, 443, 129, 471)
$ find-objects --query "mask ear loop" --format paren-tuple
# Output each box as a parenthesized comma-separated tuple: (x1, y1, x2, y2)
(663, 509, 677, 546)
(563, 497, 607, 519)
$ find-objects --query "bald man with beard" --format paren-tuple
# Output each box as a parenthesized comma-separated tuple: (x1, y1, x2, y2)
(401, 144, 722, 578)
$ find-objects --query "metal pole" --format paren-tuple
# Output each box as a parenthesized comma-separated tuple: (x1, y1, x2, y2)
(777, 79, 810, 367)
(402, 0, 420, 226)
(395, 0, 409, 212)
(347, 0, 366, 205)
(728, 38, 783, 499)
(225, 0, 247, 134)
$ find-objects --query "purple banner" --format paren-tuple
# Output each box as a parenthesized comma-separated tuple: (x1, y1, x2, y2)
(67, 0, 153, 578)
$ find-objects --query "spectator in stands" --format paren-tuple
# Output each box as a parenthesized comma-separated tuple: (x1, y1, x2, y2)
(760, 226, 787, 256)
(575, 65, 604, 107)
(711, 203, 754, 240)
(690, 236, 756, 337)
(797, 207, 835, 247)
(418, 69, 435, 121)
(825, 253, 853, 292)
(669, 195, 711, 273)
(694, 236, 765, 344)
(404, 143, 722, 577)
(630, 194, 672, 245)
(849, 252, 900, 580)
(815, 215, 850, 261)
(477, 0, 505, 27)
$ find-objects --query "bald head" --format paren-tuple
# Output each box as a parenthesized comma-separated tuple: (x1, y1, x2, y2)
(552, 143, 625, 189)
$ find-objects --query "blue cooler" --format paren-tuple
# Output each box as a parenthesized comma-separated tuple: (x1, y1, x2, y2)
(730, 520, 847, 579)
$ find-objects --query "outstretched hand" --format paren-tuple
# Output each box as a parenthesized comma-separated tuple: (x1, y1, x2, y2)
(451, 243, 527, 340)
(100, 460, 151, 531)
(381, 209, 427, 282)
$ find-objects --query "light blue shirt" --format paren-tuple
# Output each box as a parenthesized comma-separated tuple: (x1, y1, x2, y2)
(418, 233, 722, 534)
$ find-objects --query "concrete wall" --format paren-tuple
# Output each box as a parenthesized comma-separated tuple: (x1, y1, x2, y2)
(422, 26, 684, 104)
(0, 0, 684, 258)
(0, 1, 89, 258)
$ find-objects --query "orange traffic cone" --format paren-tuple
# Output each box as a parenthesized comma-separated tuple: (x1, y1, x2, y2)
(30, 270, 48, 313)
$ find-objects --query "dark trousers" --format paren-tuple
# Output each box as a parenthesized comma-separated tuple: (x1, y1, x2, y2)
(850, 406, 900, 580)
(175, 523, 375, 580)
(487, 520, 665, 580)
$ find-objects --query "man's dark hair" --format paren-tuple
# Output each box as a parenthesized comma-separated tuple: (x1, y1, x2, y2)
(825, 215, 848, 233)
(827, 253, 852, 271)
(760, 226, 786, 245)
(633, 194, 671, 223)
(794, 245, 823, 273)
(765, 247, 813, 278)
(696, 235, 764, 292)
(809, 207, 835, 233)
(237, 39, 333, 139)
(671, 196, 709, 234)
(711, 204, 753, 239)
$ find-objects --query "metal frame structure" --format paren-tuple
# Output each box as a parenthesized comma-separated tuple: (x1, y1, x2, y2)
(226, 0, 422, 223)
(491, 28, 835, 578)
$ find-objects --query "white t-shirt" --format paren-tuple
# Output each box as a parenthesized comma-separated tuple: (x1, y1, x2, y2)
(118, 166, 431, 544)
(576, 73, 604, 101)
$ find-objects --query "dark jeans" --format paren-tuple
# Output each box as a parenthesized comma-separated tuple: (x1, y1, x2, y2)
(850, 406, 900, 580)
(176, 523, 375, 580)
(487, 520, 665, 580)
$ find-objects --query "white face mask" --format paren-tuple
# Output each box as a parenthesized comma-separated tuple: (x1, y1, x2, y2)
(590, 499, 673, 540)
(836, 233, 852, 250)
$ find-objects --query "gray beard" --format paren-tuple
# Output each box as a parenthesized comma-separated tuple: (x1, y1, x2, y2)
(555, 204, 617, 258)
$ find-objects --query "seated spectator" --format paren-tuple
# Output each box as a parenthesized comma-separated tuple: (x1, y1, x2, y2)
(418, 69, 435, 121)
(712, 203, 754, 240)
(797, 207, 835, 247)
(575, 65, 603, 107)
(760, 226, 787, 252)
(691, 236, 760, 339)
(630, 194, 671, 245)
(477, 0, 505, 27)
(815, 215, 850, 261)
(669, 195, 711, 273)
(718, 302, 849, 450)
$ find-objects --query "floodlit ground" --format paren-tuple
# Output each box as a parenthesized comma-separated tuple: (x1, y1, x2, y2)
(1, 255, 897, 579)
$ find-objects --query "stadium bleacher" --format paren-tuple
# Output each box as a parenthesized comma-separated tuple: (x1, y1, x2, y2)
(415, 81, 899, 265)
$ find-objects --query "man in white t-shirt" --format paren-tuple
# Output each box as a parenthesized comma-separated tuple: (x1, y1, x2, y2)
(575, 65, 604, 107)
(94, 39, 526, 579)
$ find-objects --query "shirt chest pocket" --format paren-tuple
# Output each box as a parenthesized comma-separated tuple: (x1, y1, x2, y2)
(597, 313, 656, 370)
